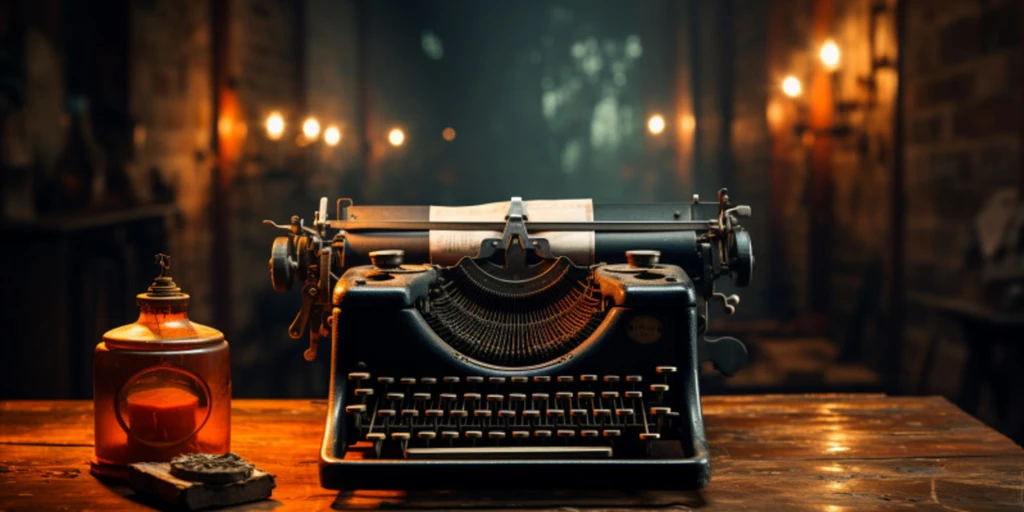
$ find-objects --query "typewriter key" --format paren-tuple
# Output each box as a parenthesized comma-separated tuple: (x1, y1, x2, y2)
(420, 377, 438, 385)
(347, 372, 370, 381)
(442, 376, 460, 384)
(580, 375, 597, 382)
(510, 376, 528, 384)
(625, 375, 643, 383)
(581, 430, 599, 438)
(512, 431, 530, 439)
(488, 377, 506, 384)
(655, 366, 678, 374)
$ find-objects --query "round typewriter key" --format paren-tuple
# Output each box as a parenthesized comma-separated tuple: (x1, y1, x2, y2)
(354, 388, 374, 397)
(655, 366, 678, 374)
(169, 453, 254, 484)
(488, 377, 506, 384)
(488, 431, 506, 439)
(366, 433, 386, 442)
(418, 431, 437, 439)
(557, 376, 574, 383)
(466, 376, 484, 384)
(426, 409, 444, 417)
(386, 392, 404, 401)
(512, 431, 530, 439)
(534, 430, 552, 438)
(650, 384, 670, 392)
(603, 375, 621, 383)
(601, 391, 620, 399)
(498, 410, 516, 418)
(509, 393, 527, 402)
(420, 377, 438, 385)
(413, 393, 431, 401)
(449, 410, 468, 418)
(442, 431, 460, 439)
(650, 407, 671, 416)
(487, 394, 504, 402)
(401, 409, 420, 417)
(377, 409, 396, 417)
(377, 377, 394, 384)
(581, 430, 599, 438)
(345, 404, 366, 414)
(570, 409, 587, 417)
(578, 391, 596, 400)
(557, 430, 576, 437)
(465, 431, 482, 439)
(580, 375, 597, 382)
(511, 376, 528, 384)
(439, 393, 457, 402)
(533, 376, 551, 383)
(391, 432, 411, 441)
(443, 376, 460, 384)
(474, 410, 492, 418)
(616, 409, 634, 416)
(625, 375, 643, 383)
(602, 429, 622, 438)
(625, 391, 643, 399)
(347, 372, 370, 381)
(556, 391, 573, 399)
(400, 377, 417, 385)
(639, 433, 661, 441)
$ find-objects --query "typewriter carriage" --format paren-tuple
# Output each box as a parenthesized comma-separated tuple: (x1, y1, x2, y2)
(265, 192, 753, 489)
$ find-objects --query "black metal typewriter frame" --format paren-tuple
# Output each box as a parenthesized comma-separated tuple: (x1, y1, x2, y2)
(318, 262, 712, 490)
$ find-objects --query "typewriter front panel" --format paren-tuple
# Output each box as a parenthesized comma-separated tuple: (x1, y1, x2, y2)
(322, 261, 709, 489)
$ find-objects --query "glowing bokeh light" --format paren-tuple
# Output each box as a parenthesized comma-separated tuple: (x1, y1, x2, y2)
(265, 112, 285, 140)
(442, 127, 456, 141)
(820, 40, 840, 71)
(388, 128, 405, 147)
(782, 76, 802, 98)
(324, 126, 341, 146)
(647, 114, 665, 135)
(302, 117, 321, 140)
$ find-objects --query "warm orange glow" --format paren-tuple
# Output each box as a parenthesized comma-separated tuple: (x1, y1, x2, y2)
(388, 128, 405, 147)
(302, 117, 321, 140)
(679, 114, 695, 133)
(442, 127, 456, 141)
(324, 126, 341, 146)
(782, 76, 802, 98)
(820, 40, 840, 71)
(265, 112, 285, 140)
(647, 114, 665, 135)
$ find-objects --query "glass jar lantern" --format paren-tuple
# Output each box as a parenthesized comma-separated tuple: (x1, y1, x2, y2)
(91, 254, 231, 479)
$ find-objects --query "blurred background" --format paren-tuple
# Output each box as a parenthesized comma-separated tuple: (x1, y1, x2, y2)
(1, 0, 1021, 444)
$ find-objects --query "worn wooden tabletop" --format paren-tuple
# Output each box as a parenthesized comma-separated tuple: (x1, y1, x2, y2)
(2, 395, 1022, 511)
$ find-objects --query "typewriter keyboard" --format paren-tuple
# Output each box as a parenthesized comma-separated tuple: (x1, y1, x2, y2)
(344, 368, 682, 459)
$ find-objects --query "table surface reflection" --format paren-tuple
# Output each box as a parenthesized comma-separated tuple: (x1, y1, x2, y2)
(2, 395, 1022, 511)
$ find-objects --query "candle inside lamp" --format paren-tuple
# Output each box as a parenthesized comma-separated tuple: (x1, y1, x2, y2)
(126, 387, 199, 461)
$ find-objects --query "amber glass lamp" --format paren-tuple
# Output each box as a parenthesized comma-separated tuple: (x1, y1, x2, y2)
(91, 254, 230, 479)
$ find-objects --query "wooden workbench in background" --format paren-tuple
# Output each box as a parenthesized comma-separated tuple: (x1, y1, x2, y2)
(2, 396, 1022, 510)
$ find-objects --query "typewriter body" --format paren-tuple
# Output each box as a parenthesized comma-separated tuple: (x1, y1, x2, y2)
(265, 191, 753, 490)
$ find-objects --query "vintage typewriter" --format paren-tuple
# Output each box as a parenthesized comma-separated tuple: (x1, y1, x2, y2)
(264, 190, 753, 490)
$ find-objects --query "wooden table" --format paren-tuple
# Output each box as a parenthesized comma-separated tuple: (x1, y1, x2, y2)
(2, 396, 1022, 510)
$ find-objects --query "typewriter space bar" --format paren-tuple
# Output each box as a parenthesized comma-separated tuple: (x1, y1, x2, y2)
(405, 446, 613, 460)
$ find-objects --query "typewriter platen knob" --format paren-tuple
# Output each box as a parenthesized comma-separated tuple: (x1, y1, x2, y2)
(626, 250, 660, 269)
(370, 249, 404, 270)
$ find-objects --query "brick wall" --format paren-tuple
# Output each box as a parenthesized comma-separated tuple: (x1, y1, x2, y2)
(900, 0, 1021, 411)
(129, 0, 214, 320)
